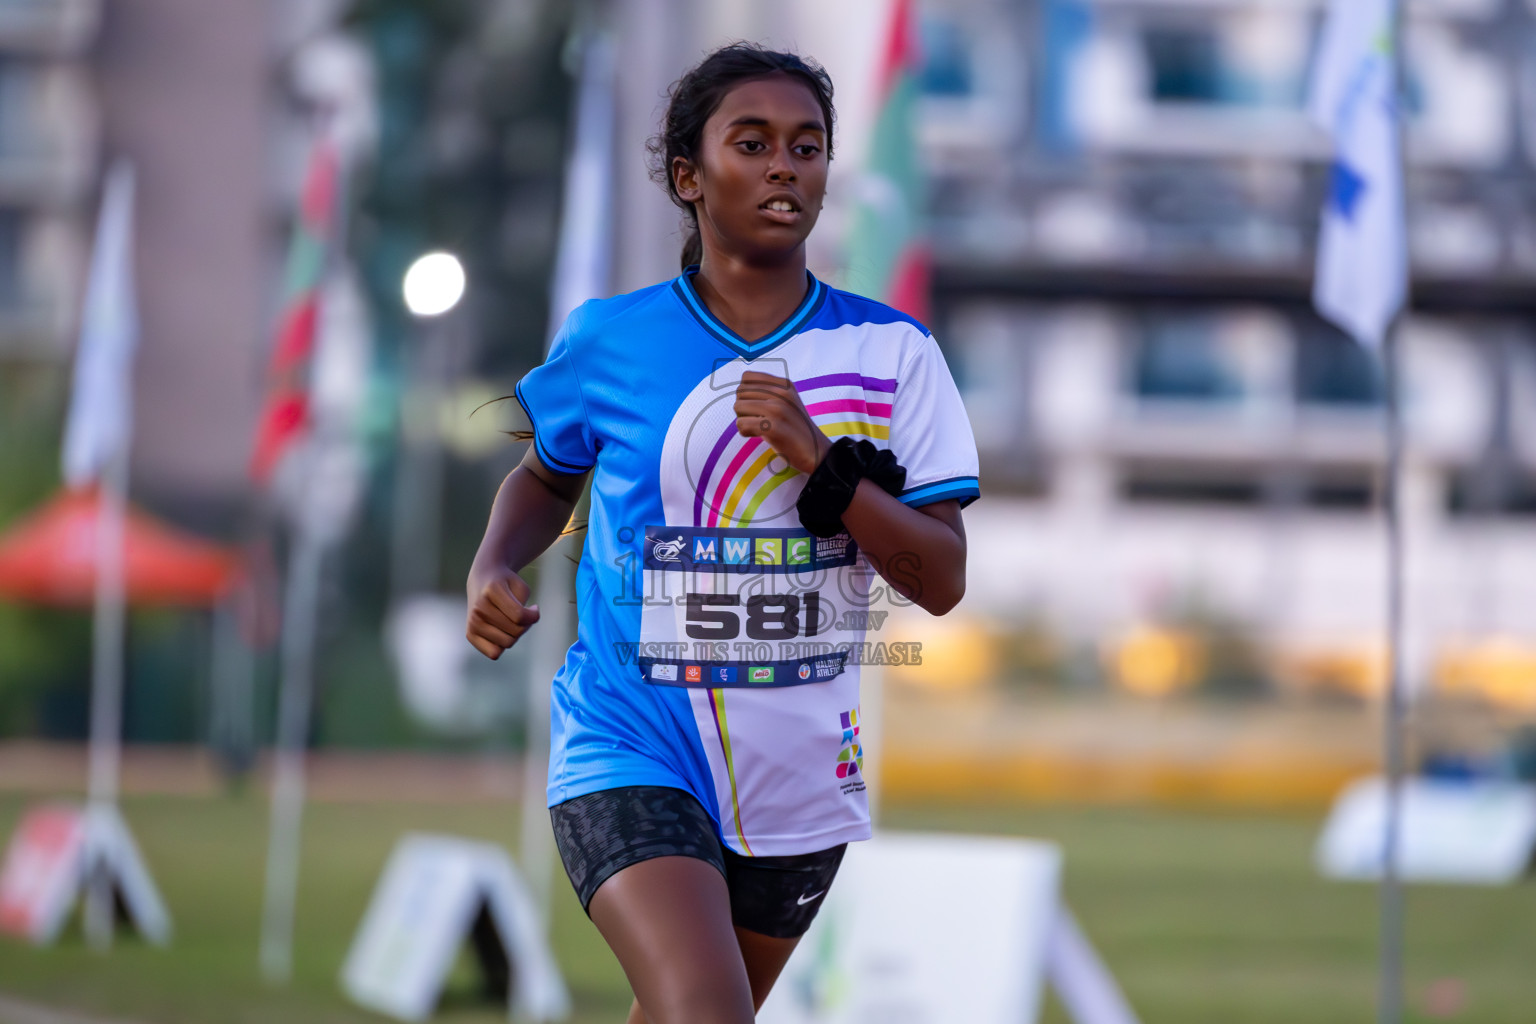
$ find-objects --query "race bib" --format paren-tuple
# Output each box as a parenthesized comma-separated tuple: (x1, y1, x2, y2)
(637, 525, 861, 688)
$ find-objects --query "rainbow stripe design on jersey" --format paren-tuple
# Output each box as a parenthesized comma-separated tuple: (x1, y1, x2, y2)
(694, 373, 898, 528)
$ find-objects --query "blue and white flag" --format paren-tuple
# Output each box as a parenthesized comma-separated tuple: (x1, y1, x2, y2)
(1309, 0, 1406, 348)
(62, 161, 139, 487)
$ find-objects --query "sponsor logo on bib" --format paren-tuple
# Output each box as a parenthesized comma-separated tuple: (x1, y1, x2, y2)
(685, 665, 702, 683)
(643, 526, 857, 574)
(711, 666, 738, 684)
(650, 663, 678, 682)
(816, 534, 852, 562)
(652, 536, 686, 562)
(797, 663, 812, 681)
(748, 666, 774, 683)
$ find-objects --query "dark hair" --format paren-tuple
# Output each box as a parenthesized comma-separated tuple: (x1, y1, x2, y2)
(648, 43, 836, 270)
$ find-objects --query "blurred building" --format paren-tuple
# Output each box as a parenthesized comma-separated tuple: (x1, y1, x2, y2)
(1, 0, 562, 518)
(96, 0, 283, 519)
(0, 0, 581, 745)
(0, 0, 353, 525)
(0, 0, 97, 360)
(597, 0, 1536, 698)
(911, 0, 1536, 691)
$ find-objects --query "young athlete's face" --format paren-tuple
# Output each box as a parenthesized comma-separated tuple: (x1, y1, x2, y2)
(673, 73, 829, 263)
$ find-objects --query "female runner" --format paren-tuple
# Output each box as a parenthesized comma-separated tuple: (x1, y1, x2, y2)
(466, 44, 979, 1023)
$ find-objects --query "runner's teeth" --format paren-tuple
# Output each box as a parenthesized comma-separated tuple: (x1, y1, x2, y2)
(765, 201, 795, 212)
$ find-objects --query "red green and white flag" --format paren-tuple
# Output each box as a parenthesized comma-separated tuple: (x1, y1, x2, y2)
(843, 0, 929, 324)
(249, 133, 340, 484)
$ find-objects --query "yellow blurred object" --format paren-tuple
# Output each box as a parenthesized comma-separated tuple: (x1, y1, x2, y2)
(885, 616, 999, 691)
(1109, 627, 1204, 697)
(1272, 644, 1388, 699)
(1436, 638, 1536, 711)
(441, 383, 517, 458)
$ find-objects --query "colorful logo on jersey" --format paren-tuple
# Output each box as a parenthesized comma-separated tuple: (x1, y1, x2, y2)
(693, 537, 717, 562)
(683, 370, 896, 528)
(685, 665, 702, 683)
(711, 666, 738, 684)
(787, 537, 811, 565)
(798, 663, 812, 681)
(748, 666, 774, 683)
(754, 538, 782, 565)
(649, 663, 678, 682)
(722, 537, 752, 564)
(836, 708, 862, 779)
(652, 535, 686, 562)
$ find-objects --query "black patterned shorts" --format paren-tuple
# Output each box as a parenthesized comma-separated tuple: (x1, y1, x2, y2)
(549, 785, 846, 939)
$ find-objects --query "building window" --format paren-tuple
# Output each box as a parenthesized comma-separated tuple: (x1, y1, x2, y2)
(0, 57, 38, 159)
(1143, 26, 1224, 104)
(0, 210, 23, 310)
(1447, 469, 1536, 517)
(1132, 317, 1245, 402)
(1295, 322, 1383, 407)
(1137, 18, 1307, 111)
(921, 15, 975, 98)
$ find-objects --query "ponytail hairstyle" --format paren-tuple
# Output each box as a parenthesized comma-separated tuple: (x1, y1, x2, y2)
(648, 43, 836, 270)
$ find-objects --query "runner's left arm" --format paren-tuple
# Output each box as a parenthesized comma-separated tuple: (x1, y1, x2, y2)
(840, 488, 965, 614)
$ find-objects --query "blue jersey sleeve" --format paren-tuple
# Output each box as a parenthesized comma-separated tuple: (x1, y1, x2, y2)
(514, 308, 599, 474)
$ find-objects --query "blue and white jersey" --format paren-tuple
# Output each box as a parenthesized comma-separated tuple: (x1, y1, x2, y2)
(516, 267, 979, 856)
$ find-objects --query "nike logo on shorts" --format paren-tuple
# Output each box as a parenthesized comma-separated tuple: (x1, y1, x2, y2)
(796, 889, 825, 906)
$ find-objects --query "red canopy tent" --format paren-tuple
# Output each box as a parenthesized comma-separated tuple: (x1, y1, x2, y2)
(0, 487, 238, 607)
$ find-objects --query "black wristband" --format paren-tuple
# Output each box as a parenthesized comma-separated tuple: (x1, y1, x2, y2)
(796, 438, 908, 538)
(862, 445, 907, 498)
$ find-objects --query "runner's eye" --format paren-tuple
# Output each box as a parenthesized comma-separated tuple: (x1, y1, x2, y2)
(739, 140, 765, 154)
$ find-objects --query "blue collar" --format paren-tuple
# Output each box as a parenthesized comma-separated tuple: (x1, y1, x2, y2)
(671, 265, 827, 361)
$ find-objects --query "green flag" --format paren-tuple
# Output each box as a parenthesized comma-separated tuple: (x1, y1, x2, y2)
(843, 0, 929, 323)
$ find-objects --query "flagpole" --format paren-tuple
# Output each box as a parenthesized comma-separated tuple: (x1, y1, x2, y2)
(83, 444, 129, 951)
(1306, 1, 1410, 1013)
(257, 117, 349, 984)
(259, 520, 325, 983)
(1377, 2, 1409, 1021)
(1378, 316, 1407, 1024)
(64, 159, 140, 952)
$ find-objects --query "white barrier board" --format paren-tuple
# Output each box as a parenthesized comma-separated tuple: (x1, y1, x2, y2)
(341, 834, 570, 1022)
(0, 802, 170, 945)
(1317, 776, 1536, 885)
(760, 832, 1064, 1024)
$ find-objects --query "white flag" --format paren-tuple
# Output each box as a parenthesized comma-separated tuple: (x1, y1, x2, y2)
(547, 34, 614, 336)
(62, 161, 139, 487)
(1309, 0, 1406, 348)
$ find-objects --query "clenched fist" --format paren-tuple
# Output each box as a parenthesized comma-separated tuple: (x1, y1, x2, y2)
(733, 370, 831, 475)
(465, 562, 541, 660)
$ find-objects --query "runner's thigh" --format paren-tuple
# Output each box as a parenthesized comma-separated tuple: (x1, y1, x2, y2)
(588, 855, 755, 1024)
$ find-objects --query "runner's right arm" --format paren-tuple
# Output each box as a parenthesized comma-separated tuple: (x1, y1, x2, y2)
(465, 447, 590, 660)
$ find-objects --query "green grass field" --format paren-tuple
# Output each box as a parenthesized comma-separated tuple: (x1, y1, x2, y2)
(0, 793, 1530, 1023)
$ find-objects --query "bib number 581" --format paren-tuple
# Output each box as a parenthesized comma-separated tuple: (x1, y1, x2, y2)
(685, 592, 823, 641)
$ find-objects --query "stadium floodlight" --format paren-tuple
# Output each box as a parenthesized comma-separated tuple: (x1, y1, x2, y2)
(402, 252, 465, 317)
